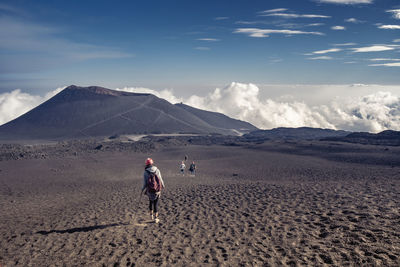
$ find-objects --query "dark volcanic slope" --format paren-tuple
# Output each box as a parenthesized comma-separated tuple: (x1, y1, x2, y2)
(175, 103, 258, 133)
(243, 127, 350, 141)
(0, 85, 258, 140)
(323, 130, 400, 146)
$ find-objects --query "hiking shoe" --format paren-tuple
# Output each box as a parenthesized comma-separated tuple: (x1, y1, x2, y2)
(155, 218, 160, 223)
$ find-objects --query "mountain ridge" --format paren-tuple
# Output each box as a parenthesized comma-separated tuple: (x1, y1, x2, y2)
(0, 85, 258, 140)
(322, 130, 400, 146)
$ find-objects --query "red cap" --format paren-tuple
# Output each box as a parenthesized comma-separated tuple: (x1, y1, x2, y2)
(145, 158, 154, 166)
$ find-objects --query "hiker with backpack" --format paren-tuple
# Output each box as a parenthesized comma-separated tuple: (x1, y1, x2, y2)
(142, 158, 164, 223)
(180, 161, 186, 176)
(189, 161, 196, 176)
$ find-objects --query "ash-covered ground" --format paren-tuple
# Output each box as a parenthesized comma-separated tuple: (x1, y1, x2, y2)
(0, 137, 399, 266)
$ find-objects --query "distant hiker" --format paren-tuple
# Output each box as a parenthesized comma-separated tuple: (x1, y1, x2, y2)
(142, 158, 164, 223)
(189, 161, 196, 176)
(184, 155, 188, 161)
(180, 161, 186, 176)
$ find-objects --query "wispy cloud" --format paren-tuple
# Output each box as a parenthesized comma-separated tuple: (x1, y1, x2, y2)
(352, 45, 396, 52)
(368, 58, 400, 61)
(235, 21, 259, 25)
(276, 23, 324, 29)
(315, 0, 373, 4)
(334, 42, 357, 46)
(235, 20, 324, 29)
(308, 23, 325, 27)
(345, 18, 364, 23)
(387, 9, 400, 19)
(197, 38, 220, 42)
(214, 17, 229, 20)
(308, 56, 334, 60)
(235, 20, 278, 26)
(194, 46, 210, 50)
(234, 28, 324, 38)
(369, 63, 400, 67)
(394, 39, 400, 43)
(277, 22, 325, 29)
(261, 12, 330, 19)
(0, 15, 133, 73)
(0, 3, 27, 16)
(311, 48, 342, 54)
(378, 25, 400, 29)
(269, 58, 283, 63)
(259, 8, 288, 13)
(258, 8, 330, 19)
(331, 26, 346, 30)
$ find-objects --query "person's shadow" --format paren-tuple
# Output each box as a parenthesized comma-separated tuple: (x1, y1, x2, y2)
(36, 222, 129, 235)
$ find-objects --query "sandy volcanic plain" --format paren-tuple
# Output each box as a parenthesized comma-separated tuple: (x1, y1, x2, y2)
(0, 139, 399, 266)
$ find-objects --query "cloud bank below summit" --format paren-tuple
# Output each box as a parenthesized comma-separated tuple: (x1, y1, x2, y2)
(117, 83, 400, 133)
(1, 83, 399, 133)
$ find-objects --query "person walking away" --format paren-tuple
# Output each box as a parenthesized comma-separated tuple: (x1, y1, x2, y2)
(189, 161, 196, 176)
(180, 161, 186, 176)
(142, 158, 164, 223)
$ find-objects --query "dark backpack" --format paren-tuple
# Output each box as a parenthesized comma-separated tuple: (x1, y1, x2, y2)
(146, 171, 162, 193)
(189, 164, 195, 171)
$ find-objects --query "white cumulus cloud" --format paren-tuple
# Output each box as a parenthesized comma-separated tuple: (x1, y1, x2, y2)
(184, 82, 334, 129)
(182, 83, 400, 132)
(0, 87, 64, 125)
(326, 91, 400, 132)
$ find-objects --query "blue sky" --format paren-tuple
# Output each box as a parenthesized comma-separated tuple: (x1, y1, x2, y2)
(1, 0, 400, 95)
(1, 0, 400, 132)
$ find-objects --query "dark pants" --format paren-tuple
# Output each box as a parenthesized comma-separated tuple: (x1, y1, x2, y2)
(149, 197, 159, 213)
